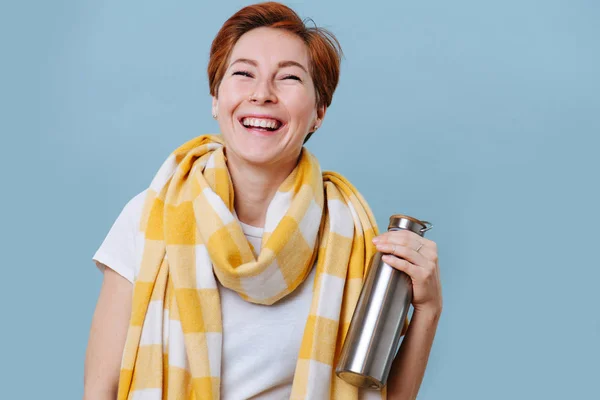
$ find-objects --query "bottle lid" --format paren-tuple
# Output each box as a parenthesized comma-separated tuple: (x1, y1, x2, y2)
(388, 214, 433, 236)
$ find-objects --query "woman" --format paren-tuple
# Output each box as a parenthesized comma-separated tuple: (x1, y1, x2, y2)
(84, 2, 442, 400)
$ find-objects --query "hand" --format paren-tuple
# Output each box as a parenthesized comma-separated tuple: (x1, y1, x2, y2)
(372, 230, 442, 314)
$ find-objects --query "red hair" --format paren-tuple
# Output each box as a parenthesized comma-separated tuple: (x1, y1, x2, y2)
(207, 2, 343, 141)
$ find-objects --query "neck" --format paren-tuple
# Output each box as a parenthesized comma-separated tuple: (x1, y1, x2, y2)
(226, 150, 300, 228)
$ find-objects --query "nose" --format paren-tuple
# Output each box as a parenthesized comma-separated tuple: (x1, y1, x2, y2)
(249, 78, 277, 104)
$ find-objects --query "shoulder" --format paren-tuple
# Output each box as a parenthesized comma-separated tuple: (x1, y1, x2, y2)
(121, 189, 148, 227)
(92, 188, 149, 283)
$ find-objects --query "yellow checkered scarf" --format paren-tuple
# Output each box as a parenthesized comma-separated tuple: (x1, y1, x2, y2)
(117, 134, 391, 399)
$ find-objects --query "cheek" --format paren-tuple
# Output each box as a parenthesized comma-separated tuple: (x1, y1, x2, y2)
(218, 80, 251, 111)
(284, 89, 317, 123)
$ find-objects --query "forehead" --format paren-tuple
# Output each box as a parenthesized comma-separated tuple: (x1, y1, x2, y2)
(229, 27, 310, 68)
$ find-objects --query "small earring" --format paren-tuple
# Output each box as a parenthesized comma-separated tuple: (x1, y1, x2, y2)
(212, 111, 217, 119)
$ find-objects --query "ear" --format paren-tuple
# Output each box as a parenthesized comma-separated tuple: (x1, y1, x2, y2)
(211, 96, 218, 118)
(315, 104, 327, 128)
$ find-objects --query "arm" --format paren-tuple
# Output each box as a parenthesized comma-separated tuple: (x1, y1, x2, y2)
(372, 230, 443, 400)
(386, 307, 441, 400)
(83, 264, 132, 400)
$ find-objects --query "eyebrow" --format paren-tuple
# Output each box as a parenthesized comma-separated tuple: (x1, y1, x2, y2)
(229, 58, 308, 73)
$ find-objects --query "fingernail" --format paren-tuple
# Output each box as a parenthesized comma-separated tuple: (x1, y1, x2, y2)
(372, 237, 380, 244)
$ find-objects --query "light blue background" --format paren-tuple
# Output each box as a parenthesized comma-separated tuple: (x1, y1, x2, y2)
(3, 0, 599, 398)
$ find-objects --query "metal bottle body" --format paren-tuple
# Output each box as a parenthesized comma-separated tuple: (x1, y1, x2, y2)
(336, 215, 431, 389)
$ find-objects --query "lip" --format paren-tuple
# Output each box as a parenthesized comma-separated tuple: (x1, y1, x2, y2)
(237, 114, 287, 136)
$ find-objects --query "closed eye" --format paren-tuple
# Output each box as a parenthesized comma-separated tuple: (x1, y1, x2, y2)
(233, 71, 253, 78)
(283, 75, 302, 82)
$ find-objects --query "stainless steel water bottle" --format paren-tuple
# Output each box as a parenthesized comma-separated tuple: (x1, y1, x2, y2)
(336, 214, 433, 389)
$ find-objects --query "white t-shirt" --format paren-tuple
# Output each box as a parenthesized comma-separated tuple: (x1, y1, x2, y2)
(93, 190, 316, 400)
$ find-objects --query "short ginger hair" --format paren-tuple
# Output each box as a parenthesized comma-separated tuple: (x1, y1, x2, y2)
(207, 2, 343, 141)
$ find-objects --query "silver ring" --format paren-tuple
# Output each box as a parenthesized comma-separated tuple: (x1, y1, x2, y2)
(391, 244, 396, 255)
(416, 242, 424, 253)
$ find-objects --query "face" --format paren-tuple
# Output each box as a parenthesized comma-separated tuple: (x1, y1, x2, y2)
(212, 27, 325, 167)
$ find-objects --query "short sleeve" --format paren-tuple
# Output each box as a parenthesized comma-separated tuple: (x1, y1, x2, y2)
(92, 190, 147, 283)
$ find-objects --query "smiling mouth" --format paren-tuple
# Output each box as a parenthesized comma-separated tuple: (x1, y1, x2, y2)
(239, 117, 284, 133)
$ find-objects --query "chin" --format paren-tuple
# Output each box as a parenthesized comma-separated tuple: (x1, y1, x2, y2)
(227, 140, 284, 166)
(225, 129, 292, 165)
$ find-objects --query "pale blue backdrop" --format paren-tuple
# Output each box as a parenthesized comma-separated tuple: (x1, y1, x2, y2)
(3, 0, 599, 398)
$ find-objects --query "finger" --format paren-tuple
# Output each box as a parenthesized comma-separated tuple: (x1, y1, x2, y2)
(375, 242, 429, 268)
(378, 230, 418, 247)
(381, 254, 423, 280)
(378, 230, 430, 256)
(382, 230, 436, 248)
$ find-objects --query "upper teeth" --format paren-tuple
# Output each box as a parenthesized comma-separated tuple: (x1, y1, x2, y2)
(242, 117, 281, 129)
